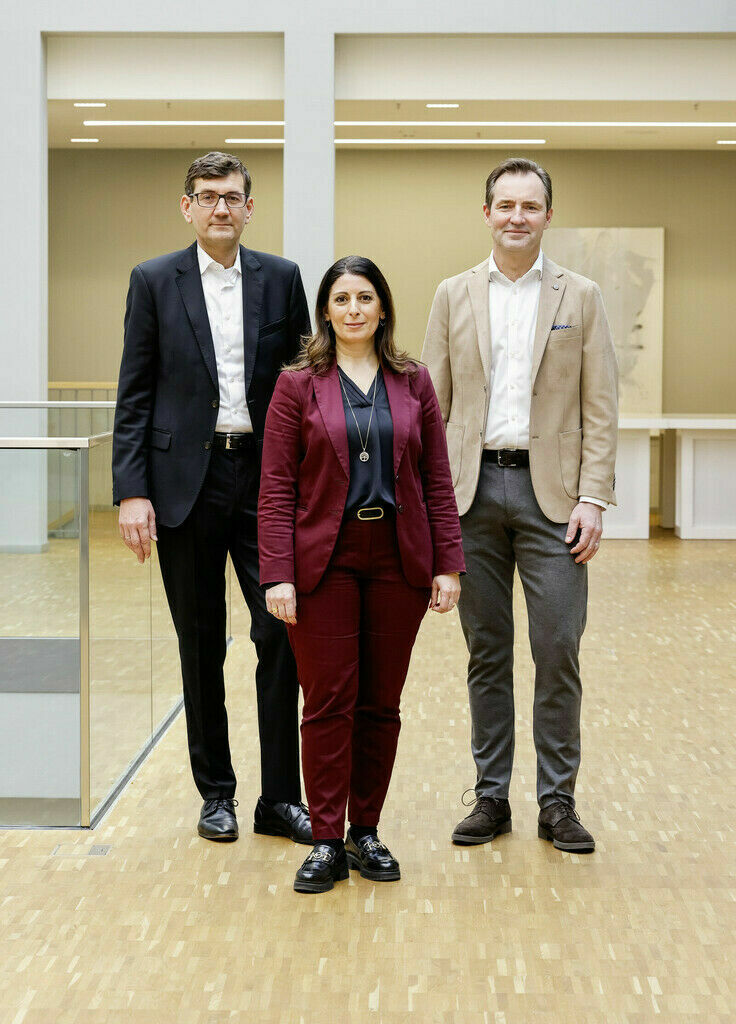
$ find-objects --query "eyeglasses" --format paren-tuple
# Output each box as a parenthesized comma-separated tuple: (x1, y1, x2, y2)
(188, 191, 249, 208)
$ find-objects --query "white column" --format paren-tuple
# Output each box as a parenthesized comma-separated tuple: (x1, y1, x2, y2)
(0, 29, 47, 551)
(1, 29, 47, 402)
(283, 30, 334, 314)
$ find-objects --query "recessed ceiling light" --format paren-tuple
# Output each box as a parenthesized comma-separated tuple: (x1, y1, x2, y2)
(74, 102, 107, 108)
(86, 120, 284, 127)
(70, 138, 99, 143)
(336, 138, 546, 146)
(426, 103, 460, 109)
(224, 138, 285, 144)
(716, 139, 736, 144)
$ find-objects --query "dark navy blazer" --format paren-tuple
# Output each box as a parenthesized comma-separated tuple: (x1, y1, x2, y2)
(112, 241, 310, 527)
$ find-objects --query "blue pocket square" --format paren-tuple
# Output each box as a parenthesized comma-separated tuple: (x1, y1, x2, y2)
(551, 324, 577, 330)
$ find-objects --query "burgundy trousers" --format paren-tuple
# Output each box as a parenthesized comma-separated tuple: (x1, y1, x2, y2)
(287, 518, 430, 840)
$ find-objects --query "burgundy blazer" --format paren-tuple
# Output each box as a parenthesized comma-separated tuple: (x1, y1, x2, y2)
(259, 361, 465, 593)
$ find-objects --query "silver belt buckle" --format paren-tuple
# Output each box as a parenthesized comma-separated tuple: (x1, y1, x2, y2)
(497, 449, 516, 467)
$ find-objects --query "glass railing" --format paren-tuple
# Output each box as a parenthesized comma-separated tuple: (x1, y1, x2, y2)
(0, 403, 232, 828)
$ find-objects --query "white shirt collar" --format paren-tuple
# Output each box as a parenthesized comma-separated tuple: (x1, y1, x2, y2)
(489, 249, 544, 285)
(197, 243, 242, 278)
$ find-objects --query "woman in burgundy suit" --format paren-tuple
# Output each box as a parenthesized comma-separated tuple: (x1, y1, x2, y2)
(259, 256, 464, 893)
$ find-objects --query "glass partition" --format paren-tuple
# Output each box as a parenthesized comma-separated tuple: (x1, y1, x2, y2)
(0, 402, 233, 828)
(88, 437, 154, 814)
(0, 442, 82, 826)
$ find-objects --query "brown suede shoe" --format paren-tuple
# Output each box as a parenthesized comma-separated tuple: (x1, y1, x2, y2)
(538, 802, 595, 853)
(451, 796, 512, 845)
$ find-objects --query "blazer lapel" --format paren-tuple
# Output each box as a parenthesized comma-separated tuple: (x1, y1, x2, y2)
(175, 242, 218, 392)
(467, 259, 492, 381)
(242, 247, 263, 397)
(313, 363, 350, 480)
(382, 366, 410, 475)
(531, 258, 566, 386)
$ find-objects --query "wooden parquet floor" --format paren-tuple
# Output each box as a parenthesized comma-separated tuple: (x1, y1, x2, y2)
(1, 531, 734, 1023)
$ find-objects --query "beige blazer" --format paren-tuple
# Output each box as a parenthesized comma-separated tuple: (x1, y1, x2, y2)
(421, 256, 619, 522)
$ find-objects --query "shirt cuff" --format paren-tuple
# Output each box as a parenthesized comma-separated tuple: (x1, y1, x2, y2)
(579, 496, 608, 510)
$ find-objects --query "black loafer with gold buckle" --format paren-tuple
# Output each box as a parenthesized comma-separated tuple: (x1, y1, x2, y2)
(294, 843, 350, 893)
(345, 831, 401, 881)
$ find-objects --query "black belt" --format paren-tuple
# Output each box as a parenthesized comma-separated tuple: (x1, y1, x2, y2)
(347, 506, 395, 521)
(483, 448, 529, 468)
(213, 432, 255, 451)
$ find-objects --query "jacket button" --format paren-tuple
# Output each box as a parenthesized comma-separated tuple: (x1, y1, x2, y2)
(211, 399, 218, 408)
(204, 441, 212, 450)
(398, 504, 404, 514)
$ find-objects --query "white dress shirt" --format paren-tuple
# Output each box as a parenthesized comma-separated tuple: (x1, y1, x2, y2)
(484, 250, 605, 509)
(484, 249, 543, 452)
(197, 244, 252, 433)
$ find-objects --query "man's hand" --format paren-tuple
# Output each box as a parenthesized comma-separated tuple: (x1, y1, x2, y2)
(119, 497, 157, 564)
(265, 583, 297, 625)
(429, 573, 461, 613)
(565, 502, 603, 564)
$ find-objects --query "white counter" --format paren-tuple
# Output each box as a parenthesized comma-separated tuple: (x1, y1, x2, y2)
(607, 416, 736, 540)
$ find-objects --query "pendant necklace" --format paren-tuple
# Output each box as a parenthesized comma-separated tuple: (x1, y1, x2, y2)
(339, 366, 377, 462)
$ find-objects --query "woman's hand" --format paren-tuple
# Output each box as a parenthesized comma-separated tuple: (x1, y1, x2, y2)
(265, 583, 297, 625)
(429, 573, 461, 613)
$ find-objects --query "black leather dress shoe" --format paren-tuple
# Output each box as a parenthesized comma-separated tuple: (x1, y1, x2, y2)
(538, 802, 595, 853)
(451, 796, 512, 845)
(253, 797, 313, 845)
(198, 798, 238, 841)
(294, 844, 350, 893)
(345, 831, 401, 881)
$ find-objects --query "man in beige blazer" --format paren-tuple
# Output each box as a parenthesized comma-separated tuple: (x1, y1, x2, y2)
(422, 158, 618, 854)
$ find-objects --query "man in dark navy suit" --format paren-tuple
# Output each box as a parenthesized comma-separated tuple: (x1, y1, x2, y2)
(113, 152, 312, 845)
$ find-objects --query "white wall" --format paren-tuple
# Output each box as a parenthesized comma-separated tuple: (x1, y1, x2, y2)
(336, 35, 736, 100)
(47, 33, 284, 99)
(0, 694, 80, 798)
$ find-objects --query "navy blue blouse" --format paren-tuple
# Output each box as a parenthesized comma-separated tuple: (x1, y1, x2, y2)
(338, 366, 396, 519)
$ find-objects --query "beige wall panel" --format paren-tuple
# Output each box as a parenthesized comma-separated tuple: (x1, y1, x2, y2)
(336, 35, 736, 101)
(335, 149, 736, 414)
(49, 148, 283, 382)
(47, 33, 283, 100)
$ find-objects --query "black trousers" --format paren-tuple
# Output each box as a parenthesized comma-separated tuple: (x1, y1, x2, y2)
(156, 444, 301, 803)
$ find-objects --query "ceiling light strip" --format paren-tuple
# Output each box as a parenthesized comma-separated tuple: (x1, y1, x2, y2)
(81, 119, 736, 131)
(85, 120, 284, 127)
(222, 138, 545, 146)
(74, 102, 107, 108)
(336, 138, 546, 145)
(335, 120, 736, 129)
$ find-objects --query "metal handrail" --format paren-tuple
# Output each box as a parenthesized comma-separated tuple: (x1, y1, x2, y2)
(0, 401, 115, 409)
(0, 433, 113, 449)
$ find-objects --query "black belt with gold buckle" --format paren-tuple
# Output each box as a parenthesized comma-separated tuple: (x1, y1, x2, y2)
(484, 448, 529, 468)
(213, 432, 254, 451)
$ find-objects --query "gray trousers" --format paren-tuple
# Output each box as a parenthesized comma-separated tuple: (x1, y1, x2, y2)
(458, 459, 588, 808)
